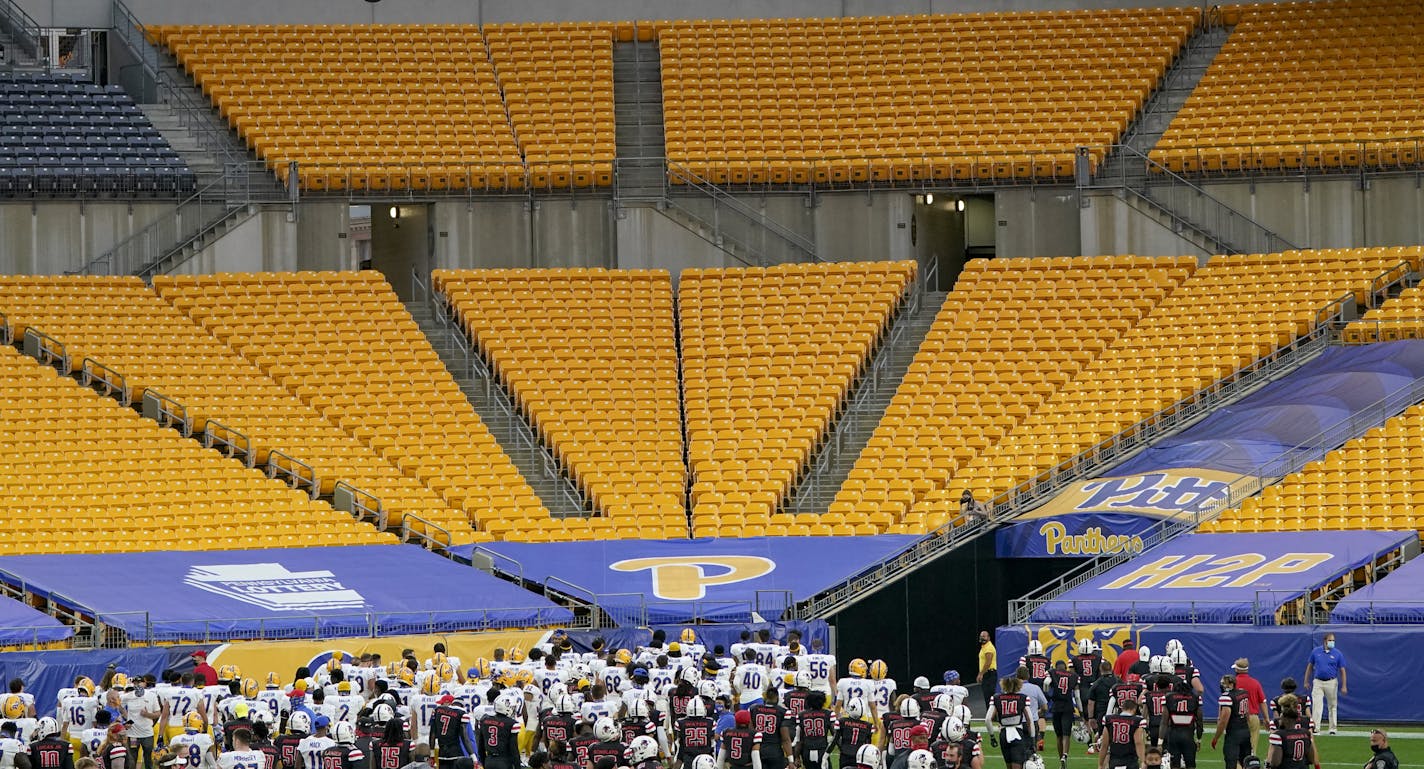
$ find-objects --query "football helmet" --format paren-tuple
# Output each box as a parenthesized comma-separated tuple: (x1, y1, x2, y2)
(421, 675, 441, 696)
(337, 681, 352, 694)
(1169, 649, 1189, 668)
(855, 744, 881, 768)
(795, 672, 813, 689)
(242, 678, 259, 699)
(1073, 720, 1093, 744)
(615, 649, 633, 665)
(250, 709, 272, 726)
(436, 663, 455, 683)
(334, 722, 355, 744)
(1, 695, 25, 719)
(386, 662, 401, 677)
(932, 694, 954, 713)
(555, 694, 577, 714)
(373, 704, 395, 724)
(1025, 754, 1046, 769)
(869, 660, 888, 681)
(1026, 640, 1044, 656)
(1077, 638, 1092, 655)
(698, 681, 719, 700)
(495, 696, 517, 718)
(288, 711, 312, 735)
(681, 628, 697, 644)
(951, 704, 973, 726)
(515, 670, 534, 688)
(942, 716, 966, 742)
(548, 682, 568, 702)
(35, 717, 60, 740)
(397, 668, 415, 686)
(77, 677, 95, 696)
(594, 717, 619, 742)
(110, 673, 131, 690)
(328, 652, 345, 671)
(629, 735, 658, 763)
(1164, 639, 1182, 656)
(898, 697, 921, 719)
(183, 712, 205, 732)
(1137, 645, 1151, 660)
(907, 749, 936, 769)
(686, 697, 708, 718)
(432, 652, 447, 668)
(693, 755, 716, 769)
(679, 667, 701, 685)
(626, 698, 651, 720)
(265, 672, 281, 690)
(219, 665, 241, 682)
(469, 659, 491, 680)
(508, 648, 526, 664)
(1149, 656, 1169, 675)
(844, 698, 866, 721)
(848, 659, 868, 678)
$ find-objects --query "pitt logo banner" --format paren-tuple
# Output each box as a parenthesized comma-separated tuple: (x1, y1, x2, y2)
(610, 556, 776, 600)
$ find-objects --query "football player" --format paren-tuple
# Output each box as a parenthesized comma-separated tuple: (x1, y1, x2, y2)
(255, 676, 290, 729)
(170, 713, 218, 769)
(296, 716, 336, 769)
(276, 713, 310, 769)
(782, 674, 812, 720)
(718, 710, 762, 769)
(733, 652, 769, 711)
(675, 697, 717, 769)
(932, 671, 969, 710)
(747, 689, 791, 769)
(331, 683, 364, 728)
(408, 677, 443, 745)
(1072, 640, 1103, 727)
(1046, 661, 1081, 769)
(802, 641, 836, 700)
(584, 718, 624, 769)
(30, 717, 74, 769)
(985, 677, 1032, 769)
(882, 697, 920, 761)
(680, 630, 708, 663)
(164, 675, 204, 745)
(474, 696, 521, 769)
(834, 698, 874, 768)
(2, 691, 37, 742)
(219, 728, 268, 769)
(1020, 641, 1051, 691)
(868, 661, 897, 719)
(836, 661, 871, 715)
(793, 692, 837, 769)
(428, 695, 474, 767)
(538, 696, 578, 754)
(369, 714, 412, 769)
(1163, 679, 1202, 769)
(59, 681, 98, 754)
(1098, 697, 1146, 769)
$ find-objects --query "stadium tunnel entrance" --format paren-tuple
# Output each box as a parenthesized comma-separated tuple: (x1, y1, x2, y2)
(369, 201, 433, 301)
(912, 192, 995, 291)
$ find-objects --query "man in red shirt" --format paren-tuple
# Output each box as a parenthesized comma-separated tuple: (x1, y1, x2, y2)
(1113, 641, 1140, 680)
(190, 651, 218, 686)
(1233, 658, 1266, 755)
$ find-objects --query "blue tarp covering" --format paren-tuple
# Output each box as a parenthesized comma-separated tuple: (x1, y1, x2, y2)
(1029, 531, 1416, 624)
(0, 596, 71, 644)
(0, 647, 204, 718)
(999, 341, 1424, 557)
(995, 623, 1424, 723)
(452, 536, 920, 626)
(0, 546, 571, 640)
(565, 620, 831, 656)
(1331, 555, 1424, 624)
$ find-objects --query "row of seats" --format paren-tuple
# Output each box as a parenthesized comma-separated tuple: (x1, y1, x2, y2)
(0, 345, 395, 554)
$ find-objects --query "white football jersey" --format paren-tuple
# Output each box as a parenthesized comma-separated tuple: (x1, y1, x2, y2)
(533, 669, 563, 698)
(871, 678, 897, 713)
(454, 682, 492, 715)
(79, 727, 106, 758)
(55, 688, 78, 717)
(6, 719, 36, 743)
(680, 643, 707, 661)
(60, 695, 99, 736)
(296, 736, 335, 769)
(0, 737, 25, 769)
(600, 667, 628, 693)
(166, 687, 203, 727)
(408, 693, 441, 742)
(752, 644, 782, 667)
(255, 690, 290, 723)
(734, 663, 769, 704)
(803, 654, 836, 693)
(836, 676, 873, 709)
(170, 731, 217, 769)
(648, 668, 676, 694)
(332, 695, 364, 725)
(580, 698, 614, 725)
(930, 684, 968, 707)
(218, 749, 265, 769)
(200, 686, 229, 721)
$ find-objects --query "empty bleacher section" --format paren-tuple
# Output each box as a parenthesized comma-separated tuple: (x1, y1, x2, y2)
(947, 249, 1413, 504)
(436, 268, 685, 541)
(682, 262, 916, 536)
(1153, 0, 1424, 173)
(152, 271, 552, 538)
(0, 73, 194, 197)
(484, 23, 616, 188)
(152, 25, 523, 192)
(0, 276, 479, 544)
(656, 9, 1197, 185)
(831, 256, 1196, 533)
(0, 344, 392, 554)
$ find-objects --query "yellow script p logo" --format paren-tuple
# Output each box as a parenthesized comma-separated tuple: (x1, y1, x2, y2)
(610, 556, 775, 600)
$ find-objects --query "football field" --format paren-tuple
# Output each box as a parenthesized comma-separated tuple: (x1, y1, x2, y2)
(1053, 727, 1421, 769)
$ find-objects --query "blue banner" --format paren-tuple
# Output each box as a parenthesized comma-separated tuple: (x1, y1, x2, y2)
(0, 546, 572, 640)
(1029, 531, 1416, 624)
(1331, 554, 1424, 624)
(453, 536, 920, 626)
(999, 340, 1424, 557)
(0, 647, 203, 718)
(0, 596, 71, 644)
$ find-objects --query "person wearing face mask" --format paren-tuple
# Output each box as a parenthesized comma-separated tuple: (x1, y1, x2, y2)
(1364, 729, 1397, 769)
(1145, 747, 1165, 769)
(1302, 635, 1346, 736)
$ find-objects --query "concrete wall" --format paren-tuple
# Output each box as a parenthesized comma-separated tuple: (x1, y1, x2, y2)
(995, 187, 1082, 258)
(0, 201, 171, 274)
(170, 202, 349, 275)
(25, 0, 1226, 28)
(614, 205, 741, 277)
(1079, 191, 1209, 257)
(431, 197, 613, 270)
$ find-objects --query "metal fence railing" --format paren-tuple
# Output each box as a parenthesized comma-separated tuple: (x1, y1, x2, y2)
(0, 0, 43, 62)
(1019, 593, 1311, 627)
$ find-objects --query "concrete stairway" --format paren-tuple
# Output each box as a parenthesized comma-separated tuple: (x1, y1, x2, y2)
(612, 39, 667, 200)
(404, 299, 590, 518)
(138, 103, 223, 187)
(787, 289, 949, 514)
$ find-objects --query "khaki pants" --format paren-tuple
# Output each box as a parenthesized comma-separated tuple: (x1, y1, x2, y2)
(1248, 714, 1261, 757)
(1312, 678, 1339, 732)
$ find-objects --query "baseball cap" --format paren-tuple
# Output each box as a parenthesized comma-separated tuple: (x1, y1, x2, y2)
(734, 710, 751, 727)
(438, 695, 455, 705)
(1234, 658, 1250, 672)
(158, 751, 185, 768)
(633, 667, 648, 678)
(943, 670, 960, 683)
(190, 651, 207, 659)
(313, 715, 331, 731)
(910, 725, 930, 740)
(108, 723, 127, 736)
(913, 676, 930, 689)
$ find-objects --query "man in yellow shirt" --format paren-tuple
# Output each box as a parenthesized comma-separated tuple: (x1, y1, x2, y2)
(976, 630, 998, 710)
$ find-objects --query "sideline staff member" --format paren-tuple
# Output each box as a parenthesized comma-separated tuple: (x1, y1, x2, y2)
(977, 631, 998, 709)
(1302, 634, 1346, 735)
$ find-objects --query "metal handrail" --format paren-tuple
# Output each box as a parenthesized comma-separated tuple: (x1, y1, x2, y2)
(665, 158, 821, 262)
(141, 388, 190, 436)
(0, 0, 43, 61)
(266, 449, 318, 498)
(401, 512, 453, 551)
(80, 358, 130, 406)
(77, 172, 236, 276)
(332, 481, 388, 531)
(659, 195, 758, 266)
(202, 419, 253, 467)
(22, 329, 70, 373)
(471, 545, 525, 583)
(136, 201, 254, 279)
(1368, 260, 1413, 308)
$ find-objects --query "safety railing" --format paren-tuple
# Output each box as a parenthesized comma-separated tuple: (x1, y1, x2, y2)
(1016, 593, 1308, 627)
(400, 512, 453, 552)
(802, 304, 1341, 619)
(1308, 600, 1424, 626)
(0, 166, 199, 201)
(266, 449, 319, 498)
(21, 328, 69, 373)
(665, 159, 821, 263)
(333, 481, 388, 532)
(0, 311, 9, 345)
(290, 160, 611, 200)
(1335, 317, 1424, 345)
(1143, 134, 1424, 180)
(0, 0, 44, 62)
(469, 545, 525, 584)
(140, 388, 190, 435)
(0, 627, 75, 650)
(80, 358, 130, 406)
(201, 419, 254, 468)
(1009, 322, 1424, 624)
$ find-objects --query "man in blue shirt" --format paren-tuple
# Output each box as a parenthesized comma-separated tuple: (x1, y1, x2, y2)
(1302, 633, 1347, 735)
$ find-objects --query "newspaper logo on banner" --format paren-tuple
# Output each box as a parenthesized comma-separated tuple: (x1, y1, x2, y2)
(183, 563, 366, 612)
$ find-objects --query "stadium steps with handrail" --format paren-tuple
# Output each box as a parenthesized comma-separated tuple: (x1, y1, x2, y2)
(796, 289, 1367, 619)
(613, 38, 667, 199)
(787, 269, 947, 515)
(405, 276, 591, 519)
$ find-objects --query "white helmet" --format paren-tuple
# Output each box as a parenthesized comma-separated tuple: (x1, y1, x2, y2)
(942, 716, 966, 742)
(594, 717, 619, 742)
(898, 697, 921, 719)
(950, 704, 973, 726)
(908, 749, 937, 769)
(548, 682, 568, 702)
(626, 698, 651, 720)
(373, 704, 395, 724)
(1025, 754, 1046, 769)
(855, 744, 881, 768)
(1138, 645, 1151, 660)
(1169, 649, 1189, 668)
(334, 722, 355, 744)
(288, 711, 311, 735)
(250, 709, 273, 725)
(679, 667, 701, 685)
(555, 694, 577, 714)
(844, 697, 866, 721)
(495, 696, 517, 717)
(693, 756, 716, 769)
(628, 735, 658, 763)
(698, 681, 719, 700)
(794, 672, 813, 689)
(1026, 640, 1044, 656)
(1077, 638, 1092, 654)
(1165, 639, 1182, 656)
(35, 717, 60, 740)
(1150, 656, 1170, 675)
(932, 694, 954, 713)
(686, 698, 708, 718)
